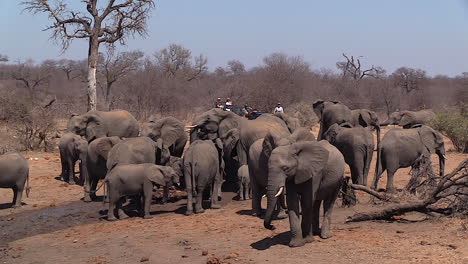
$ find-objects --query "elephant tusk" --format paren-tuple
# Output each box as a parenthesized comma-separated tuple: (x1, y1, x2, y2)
(185, 125, 196, 128)
(275, 187, 284, 197)
(262, 194, 266, 198)
(442, 154, 447, 160)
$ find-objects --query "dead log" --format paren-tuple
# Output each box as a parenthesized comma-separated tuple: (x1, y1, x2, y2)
(346, 159, 468, 223)
(348, 184, 397, 202)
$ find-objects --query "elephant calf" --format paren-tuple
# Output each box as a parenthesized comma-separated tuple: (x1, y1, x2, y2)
(183, 139, 224, 215)
(0, 153, 29, 208)
(59, 133, 88, 185)
(237, 165, 251, 201)
(105, 163, 179, 221)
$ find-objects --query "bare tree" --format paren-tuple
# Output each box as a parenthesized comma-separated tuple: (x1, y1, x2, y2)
(336, 54, 381, 80)
(10, 60, 52, 99)
(57, 59, 78, 80)
(154, 44, 208, 81)
(98, 49, 144, 110)
(227, 60, 246, 75)
(23, 0, 155, 111)
(391, 67, 427, 94)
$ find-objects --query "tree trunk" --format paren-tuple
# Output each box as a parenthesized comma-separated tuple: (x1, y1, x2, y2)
(87, 37, 99, 111)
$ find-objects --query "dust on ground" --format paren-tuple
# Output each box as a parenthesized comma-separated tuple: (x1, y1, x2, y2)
(0, 127, 467, 264)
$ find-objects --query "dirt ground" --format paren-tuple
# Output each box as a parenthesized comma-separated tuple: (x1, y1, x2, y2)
(0, 127, 467, 264)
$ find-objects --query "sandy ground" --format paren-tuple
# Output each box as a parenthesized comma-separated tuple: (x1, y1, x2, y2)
(0, 126, 467, 264)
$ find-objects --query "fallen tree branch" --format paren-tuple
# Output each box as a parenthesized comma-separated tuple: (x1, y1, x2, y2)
(348, 184, 398, 202)
(346, 159, 468, 223)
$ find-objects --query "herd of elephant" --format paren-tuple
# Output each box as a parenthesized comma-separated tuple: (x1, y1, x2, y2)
(0, 100, 444, 248)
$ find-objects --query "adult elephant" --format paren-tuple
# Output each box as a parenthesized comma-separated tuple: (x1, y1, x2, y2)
(140, 116, 187, 158)
(323, 123, 374, 185)
(263, 140, 345, 247)
(313, 100, 352, 140)
(372, 125, 445, 192)
(191, 109, 294, 166)
(247, 128, 315, 217)
(84, 136, 122, 202)
(68, 110, 139, 142)
(106, 137, 170, 171)
(380, 110, 436, 128)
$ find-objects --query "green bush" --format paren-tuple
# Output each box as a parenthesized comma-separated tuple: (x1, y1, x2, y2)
(431, 110, 468, 153)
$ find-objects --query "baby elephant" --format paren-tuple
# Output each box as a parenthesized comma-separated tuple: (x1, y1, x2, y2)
(59, 133, 88, 184)
(105, 163, 179, 221)
(0, 153, 29, 208)
(237, 165, 251, 201)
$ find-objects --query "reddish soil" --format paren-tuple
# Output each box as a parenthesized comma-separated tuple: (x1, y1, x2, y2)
(0, 127, 467, 264)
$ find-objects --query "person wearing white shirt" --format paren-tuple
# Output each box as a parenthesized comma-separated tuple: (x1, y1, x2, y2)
(274, 103, 284, 113)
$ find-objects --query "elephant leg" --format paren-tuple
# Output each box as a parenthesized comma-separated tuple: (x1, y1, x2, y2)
(372, 166, 385, 190)
(117, 197, 129, 220)
(143, 188, 154, 218)
(238, 181, 244, 201)
(363, 148, 373, 186)
(60, 155, 67, 180)
(385, 168, 398, 193)
(312, 200, 321, 236)
(244, 182, 250, 200)
(321, 193, 339, 239)
(162, 185, 169, 204)
(194, 191, 204, 214)
(287, 191, 305, 247)
(301, 193, 314, 243)
(83, 173, 93, 202)
(67, 159, 76, 185)
(12, 186, 23, 208)
(211, 180, 221, 209)
(186, 189, 194, 216)
(107, 194, 118, 221)
(250, 180, 263, 217)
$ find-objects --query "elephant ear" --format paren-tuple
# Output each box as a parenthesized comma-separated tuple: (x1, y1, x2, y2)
(262, 131, 282, 158)
(85, 113, 106, 142)
(160, 119, 183, 148)
(358, 110, 372, 127)
(288, 127, 315, 143)
(292, 141, 329, 185)
(218, 112, 240, 138)
(398, 112, 413, 128)
(147, 165, 167, 186)
(418, 126, 444, 153)
(323, 123, 339, 144)
(312, 99, 325, 121)
(95, 137, 119, 159)
(274, 112, 300, 133)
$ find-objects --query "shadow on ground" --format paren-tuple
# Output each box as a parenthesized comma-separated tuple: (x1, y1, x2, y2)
(250, 231, 290, 250)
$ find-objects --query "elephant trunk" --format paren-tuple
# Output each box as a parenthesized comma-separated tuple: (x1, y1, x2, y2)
(79, 153, 88, 185)
(379, 119, 390, 126)
(264, 169, 285, 230)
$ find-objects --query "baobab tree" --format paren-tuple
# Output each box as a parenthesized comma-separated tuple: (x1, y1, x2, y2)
(23, 0, 155, 110)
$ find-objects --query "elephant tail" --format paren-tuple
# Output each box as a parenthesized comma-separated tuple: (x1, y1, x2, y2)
(373, 143, 383, 188)
(102, 179, 108, 206)
(25, 168, 30, 198)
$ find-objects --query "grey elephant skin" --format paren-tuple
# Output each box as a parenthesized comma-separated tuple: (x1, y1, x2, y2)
(192, 109, 296, 165)
(0, 153, 29, 208)
(84, 136, 122, 202)
(106, 137, 170, 171)
(373, 125, 445, 192)
(313, 100, 352, 140)
(105, 163, 179, 221)
(380, 110, 436, 128)
(237, 165, 251, 201)
(183, 139, 224, 215)
(140, 116, 187, 158)
(58, 133, 88, 185)
(68, 110, 139, 142)
(246, 127, 315, 217)
(264, 140, 345, 247)
(323, 123, 374, 185)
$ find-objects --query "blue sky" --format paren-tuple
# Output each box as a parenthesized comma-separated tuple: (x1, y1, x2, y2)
(1, 0, 468, 76)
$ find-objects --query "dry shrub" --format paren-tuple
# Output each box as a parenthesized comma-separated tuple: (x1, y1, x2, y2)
(285, 101, 318, 129)
(0, 92, 57, 151)
(431, 109, 468, 153)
